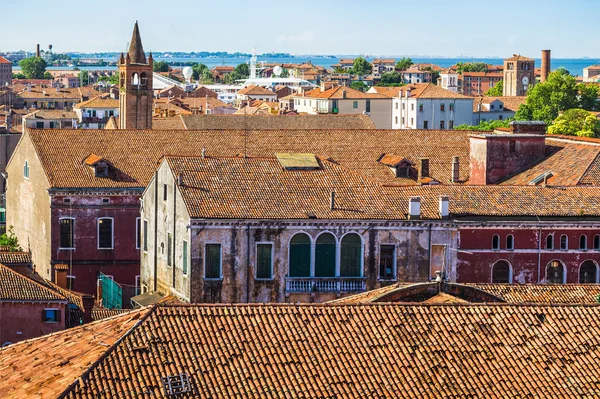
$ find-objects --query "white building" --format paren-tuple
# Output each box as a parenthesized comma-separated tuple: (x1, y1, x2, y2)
(368, 83, 474, 130)
(292, 84, 392, 128)
(74, 96, 119, 129)
(472, 96, 527, 125)
(439, 69, 459, 93)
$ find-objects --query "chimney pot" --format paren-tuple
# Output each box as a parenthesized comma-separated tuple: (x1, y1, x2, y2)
(451, 156, 460, 183)
(419, 158, 429, 180)
(408, 196, 421, 220)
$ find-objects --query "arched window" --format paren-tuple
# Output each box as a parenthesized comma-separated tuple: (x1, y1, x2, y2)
(579, 261, 597, 283)
(506, 235, 514, 250)
(579, 235, 588, 250)
(315, 233, 336, 277)
(289, 233, 311, 277)
(140, 72, 148, 86)
(340, 234, 362, 277)
(595, 235, 600, 250)
(560, 235, 568, 250)
(120, 72, 125, 88)
(546, 234, 554, 250)
(492, 235, 500, 250)
(546, 261, 565, 283)
(492, 261, 511, 283)
(132, 73, 139, 86)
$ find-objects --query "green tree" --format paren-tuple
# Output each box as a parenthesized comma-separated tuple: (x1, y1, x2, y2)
(200, 69, 214, 84)
(547, 108, 600, 138)
(79, 70, 90, 86)
(19, 56, 48, 79)
(12, 72, 26, 79)
(350, 57, 372, 76)
(380, 71, 402, 85)
(234, 63, 250, 78)
(454, 119, 512, 131)
(578, 83, 600, 111)
(395, 57, 413, 71)
(192, 63, 209, 80)
(333, 67, 347, 74)
(350, 81, 368, 92)
(280, 68, 289, 78)
(456, 62, 487, 73)
(515, 68, 584, 123)
(485, 80, 503, 96)
(109, 73, 119, 85)
(0, 226, 22, 252)
(153, 61, 169, 73)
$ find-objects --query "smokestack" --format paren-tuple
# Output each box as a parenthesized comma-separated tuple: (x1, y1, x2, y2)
(36, 44, 40, 58)
(541, 50, 551, 82)
(451, 156, 460, 183)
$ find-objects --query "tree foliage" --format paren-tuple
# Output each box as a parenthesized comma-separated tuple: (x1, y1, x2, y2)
(485, 80, 503, 96)
(395, 57, 413, 71)
(0, 226, 22, 252)
(455, 62, 487, 73)
(79, 70, 89, 86)
(332, 67, 347, 74)
(350, 57, 372, 76)
(454, 119, 512, 131)
(547, 108, 600, 138)
(19, 57, 48, 79)
(153, 61, 169, 73)
(380, 71, 402, 85)
(515, 68, 599, 123)
(191, 63, 209, 80)
(12, 72, 26, 79)
(349, 81, 368, 92)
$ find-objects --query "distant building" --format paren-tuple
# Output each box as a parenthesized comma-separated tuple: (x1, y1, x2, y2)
(74, 96, 119, 129)
(235, 85, 277, 106)
(372, 59, 396, 75)
(503, 54, 535, 96)
(439, 69, 458, 92)
(0, 56, 12, 87)
(472, 96, 527, 124)
(583, 65, 600, 82)
(55, 74, 79, 88)
(461, 71, 503, 96)
(22, 109, 78, 130)
(400, 67, 433, 84)
(331, 58, 355, 71)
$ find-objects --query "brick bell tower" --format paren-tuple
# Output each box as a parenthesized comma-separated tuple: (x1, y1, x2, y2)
(119, 21, 153, 129)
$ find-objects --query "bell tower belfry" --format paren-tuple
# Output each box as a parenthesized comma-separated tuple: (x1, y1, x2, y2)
(119, 21, 153, 129)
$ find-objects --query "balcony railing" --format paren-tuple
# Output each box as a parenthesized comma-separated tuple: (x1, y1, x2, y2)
(285, 277, 366, 293)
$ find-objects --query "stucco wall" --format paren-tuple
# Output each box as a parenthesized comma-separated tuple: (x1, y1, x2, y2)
(0, 301, 65, 346)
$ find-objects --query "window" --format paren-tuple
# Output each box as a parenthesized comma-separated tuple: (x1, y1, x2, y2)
(449, 120, 454, 129)
(395, 103, 398, 110)
(560, 235, 568, 250)
(36, 121, 44, 129)
(546, 261, 565, 283)
(492, 235, 500, 250)
(24, 161, 29, 179)
(499, 115, 503, 121)
(440, 104, 445, 112)
(509, 140, 516, 153)
(418, 104, 423, 112)
(490, 104, 495, 110)
(492, 261, 511, 283)
(167, 233, 172, 266)
(205, 244, 222, 279)
(289, 233, 311, 277)
(366, 100, 371, 113)
(182, 240, 188, 275)
(102, 198, 110, 204)
(66, 276, 75, 290)
(315, 233, 336, 277)
(98, 218, 113, 249)
(579, 261, 597, 283)
(49, 122, 55, 129)
(43, 309, 60, 323)
(256, 243, 273, 279)
(163, 184, 168, 201)
(440, 121, 445, 129)
(411, 104, 414, 111)
(143, 220, 148, 252)
(136, 218, 141, 249)
(340, 234, 362, 277)
(59, 218, 74, 249)
(423, 121, 428, 129)
(580, 235, 587, 250)
(594, 235, 600, 250)
(546, 234, 554, 250)
(379, 245, 395, 279)
(506, 235, 514, 250)
(353, 101, 358, 109)
(395, 116, 398, 124)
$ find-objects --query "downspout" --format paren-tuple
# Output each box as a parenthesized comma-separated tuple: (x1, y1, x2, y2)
(246, 224, 250, 303)
(153, 170, 158, 292)
(172, 178, 177, 288)
(428, 224, 432, 281)
(537, 226, 542, 283)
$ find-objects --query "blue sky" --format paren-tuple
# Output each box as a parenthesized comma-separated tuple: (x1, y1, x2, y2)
(0, 0, 598, 57)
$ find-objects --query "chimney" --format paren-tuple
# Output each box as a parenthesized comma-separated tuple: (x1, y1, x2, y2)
(81, 294, 95, 324)
(439, 196, 449, 219)
(408, 197, 421, 220)
(177, 174, 183, 185)
(330, 191, 335, 210)
(342, 90, 347, 99)
(202, 148, 206, 158)
(36, 44, 40, 58)
(451, 156, 460, 183)
(418, 158, 429, 180)
(54, 264, 68, 288)
(541, 50, 551, 82)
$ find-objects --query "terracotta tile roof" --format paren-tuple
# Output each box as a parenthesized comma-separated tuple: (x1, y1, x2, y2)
(378, 154, 413, 167)
(0, 252, 31, 265)
(505, 54, 535, 62)
(5, 303, 600, 398)
(0, 56, 11, 64)
(0, 308, 150, 398)
(237, 85, 275, 96)
(180, 114, 376, 130)
(74, 96, 119, 109)
(580, 152, 600, 185)
(371, 83, 471, 99)
(17, 86, 102, 101)
(300, 85, 389, 99)
(462, 71, 503, 78)
(468, 284, 600, 304)
(82, 153, 104, 166)
(151, 117, 186, 129)
(24, 109, 77, 120)
(0, 262, 66, 301)
(127, 22, 147, 65)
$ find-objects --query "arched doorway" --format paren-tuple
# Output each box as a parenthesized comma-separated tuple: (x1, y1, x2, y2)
(289, 233, 311, 277)
(340, 233, 362, 277)
(491, 261, 511, 283)
(546, 260, 565, 283)
(579, 261, 598, 283)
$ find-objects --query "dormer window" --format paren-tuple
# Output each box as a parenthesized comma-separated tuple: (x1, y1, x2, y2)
(378, 154, 415, 178)
(95, 165, 109, 177)
(83, 153, 112, 178)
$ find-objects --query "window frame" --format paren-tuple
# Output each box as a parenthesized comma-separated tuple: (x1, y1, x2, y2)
(43, 308, 60, 323)
(143, 219, 148, 252)
(59, 217, 75, 250)
(135, 217, 141, 249)
(579, 235, 588, 250)
(339, 232, 363, 278)
(492, 234, 500, 251)
(24, 160, 29, 179)
(546, 234, 554, 250)
(506, 234, 514, 251)
(97, 217, 114, 250)
(594, 235, 600, 251)
(255, 242, 274, 280)
(579, 260, 598, 283)
(204, 243, 223, 280)
(560, 234, 568, 251)
(378, 244, 396, 280)
(182, 240, 189, 275)
(491, 260, 512, 283)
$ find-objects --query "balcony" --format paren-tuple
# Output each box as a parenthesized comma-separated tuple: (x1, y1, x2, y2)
(285, 277, 366, 293)
(82, 116, 110, 123)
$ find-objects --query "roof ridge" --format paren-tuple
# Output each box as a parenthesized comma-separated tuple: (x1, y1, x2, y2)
(0, 261, 67, 301)
(577, 150, 600, 185)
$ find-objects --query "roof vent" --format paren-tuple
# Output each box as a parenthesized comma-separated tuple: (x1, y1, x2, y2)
(529, 171, 553, 186)
(276, 153, 319, 170)
(162, 373, 192, 396)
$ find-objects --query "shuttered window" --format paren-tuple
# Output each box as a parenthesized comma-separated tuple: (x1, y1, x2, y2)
(340, 234, 362, 277)
(289, 234, 311, 277)
(315, 234, 336, 277)
(256, 244, 273, 279)
(205, 244, 221, 279)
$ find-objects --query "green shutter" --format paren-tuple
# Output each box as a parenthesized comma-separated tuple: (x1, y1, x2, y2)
(205, 244, 221, 278)
(289, 234, 311, 277)
(315, 234, 336, 277)
(256, 244, 272, 279)
(340, 234, 362, 277)
(182, 241, 188, 275)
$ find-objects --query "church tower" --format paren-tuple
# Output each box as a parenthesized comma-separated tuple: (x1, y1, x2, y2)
(119, 22, 153, 129)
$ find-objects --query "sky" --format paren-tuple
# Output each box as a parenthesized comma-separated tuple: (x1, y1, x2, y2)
(0, 0, 598, 58)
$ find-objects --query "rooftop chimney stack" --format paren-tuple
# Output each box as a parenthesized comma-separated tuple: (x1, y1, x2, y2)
(36, 44, 40, 58)
(439, 196, 449, 219)
(541, 50, 551, 82)
(451, 156, 460, 183)
(418, 158, 430, 180)
(408, 197, 421, 220)
(330, 191, 336, 211)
